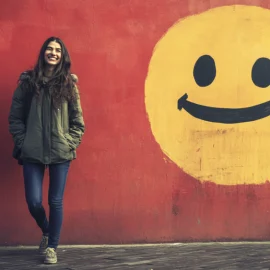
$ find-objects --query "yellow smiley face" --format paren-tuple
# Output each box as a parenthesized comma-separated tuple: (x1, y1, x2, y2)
(145, 5, 270, 185)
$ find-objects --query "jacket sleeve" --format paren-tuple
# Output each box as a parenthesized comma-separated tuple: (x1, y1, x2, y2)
(67, 85, 85, 149)
(8, 86, 26, 149)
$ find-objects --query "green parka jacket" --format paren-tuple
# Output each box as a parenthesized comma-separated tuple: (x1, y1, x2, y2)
(8, 72, 85, 165)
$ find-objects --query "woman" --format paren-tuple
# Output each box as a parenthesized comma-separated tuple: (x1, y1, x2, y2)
(8, 37, 85, 264)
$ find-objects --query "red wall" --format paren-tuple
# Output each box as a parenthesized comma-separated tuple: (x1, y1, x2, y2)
(1, 0, 270, 245)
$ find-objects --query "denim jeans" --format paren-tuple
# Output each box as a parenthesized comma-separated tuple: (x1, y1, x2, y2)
(23, 161, 70, 249)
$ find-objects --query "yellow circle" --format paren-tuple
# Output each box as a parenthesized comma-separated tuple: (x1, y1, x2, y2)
(145, 5, 270, 185)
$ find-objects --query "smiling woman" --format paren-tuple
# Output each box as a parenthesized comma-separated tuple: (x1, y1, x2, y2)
(8, 36, 85, 264)
(145, 5, 270, 185)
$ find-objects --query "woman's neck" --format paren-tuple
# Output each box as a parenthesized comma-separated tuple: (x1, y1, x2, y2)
(44, 66, 55, 78)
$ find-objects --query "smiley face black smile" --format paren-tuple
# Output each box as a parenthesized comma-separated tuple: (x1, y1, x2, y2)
(177, 55, 270, 124)
(178, 93, 270, 124)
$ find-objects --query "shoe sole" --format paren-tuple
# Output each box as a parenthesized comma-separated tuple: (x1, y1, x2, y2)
(44, 259, 57, 264)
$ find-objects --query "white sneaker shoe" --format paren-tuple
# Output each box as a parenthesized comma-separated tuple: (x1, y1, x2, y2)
(44, 247, 57, 264)
(39, 235, 48, 255)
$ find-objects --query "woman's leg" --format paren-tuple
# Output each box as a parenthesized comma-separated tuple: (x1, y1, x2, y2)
(23, 162, 49, 235)
(47, 161, 70, 249)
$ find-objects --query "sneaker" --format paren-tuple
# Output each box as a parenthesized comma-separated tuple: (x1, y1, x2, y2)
(44, 247, 57, 264)
(39, 235, 48, 254)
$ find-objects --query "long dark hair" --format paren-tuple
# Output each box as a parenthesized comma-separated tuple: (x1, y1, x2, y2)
(21, 37, 77, 108)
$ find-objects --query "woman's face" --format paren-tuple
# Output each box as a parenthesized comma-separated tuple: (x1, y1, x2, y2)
(44, 41, 62, 66)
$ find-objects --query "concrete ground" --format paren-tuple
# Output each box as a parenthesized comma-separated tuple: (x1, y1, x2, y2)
(1, 242, 270, 270)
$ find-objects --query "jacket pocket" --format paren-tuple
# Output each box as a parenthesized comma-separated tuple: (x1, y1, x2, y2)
(12, 145, 21, 159)
(13, 134, 25, 159)
(64, 133, 76, 150)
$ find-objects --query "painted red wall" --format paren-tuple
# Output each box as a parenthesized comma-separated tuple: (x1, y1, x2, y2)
(1, 0, 270, 245)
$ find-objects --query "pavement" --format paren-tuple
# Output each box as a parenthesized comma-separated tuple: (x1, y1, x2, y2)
(1, 242, 270, 270)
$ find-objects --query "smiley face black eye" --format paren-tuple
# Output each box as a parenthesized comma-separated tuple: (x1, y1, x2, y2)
(252, 57, 270, 88)
(193, 55, 216, 87)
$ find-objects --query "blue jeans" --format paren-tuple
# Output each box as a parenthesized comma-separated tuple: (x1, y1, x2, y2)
(23, 161, 70, 249)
